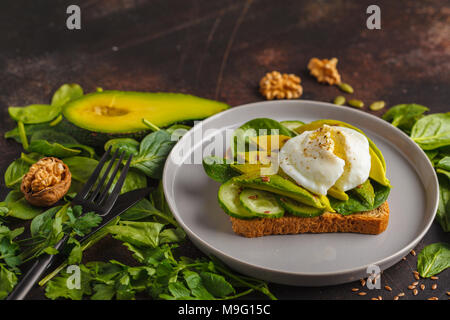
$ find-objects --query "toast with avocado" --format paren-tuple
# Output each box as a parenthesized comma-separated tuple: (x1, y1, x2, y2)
(203, 118, 391, 237)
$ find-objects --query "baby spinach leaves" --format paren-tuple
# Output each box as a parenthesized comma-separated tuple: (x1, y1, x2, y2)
(4, 158, 30, 189)
(329, 180, 390, 215)
(0, 191, 43, 220)
(8, 104, 61, 124)
(202, 156, 239, 183)
(104, 138, 140, 158)
(411, 113, 450, 150)
(50, 84, 83, 108)
(129, 130, 176, 179)
(417, 242, 450, 278)
(382, 104, 429, 134)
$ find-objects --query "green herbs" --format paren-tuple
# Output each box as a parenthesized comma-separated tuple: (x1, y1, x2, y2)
(8, 104, 61, 124)
(4, 158, 30, 189)
(383, 108, 450, 233)
(50, 84, 83, 108)
(417, 242, 450, 278)
(202, 156, 239, 183)
(129, 130, 176, 179)
(411, 113, 450, 150)
(382, 104, 429, 134)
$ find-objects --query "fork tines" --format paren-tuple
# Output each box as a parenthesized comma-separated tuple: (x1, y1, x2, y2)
(72, 147, 133, 215)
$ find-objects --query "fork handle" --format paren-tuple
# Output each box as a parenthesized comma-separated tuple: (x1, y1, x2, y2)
(7, 234, 70, 300)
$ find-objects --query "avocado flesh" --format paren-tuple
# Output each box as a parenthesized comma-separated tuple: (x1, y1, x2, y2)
(232, 173, 324, 209)
(294, 119, 391, 187)
(327, 186, 349, 201)
(352, 179, 375, 207)
(63, 91, 229, 134)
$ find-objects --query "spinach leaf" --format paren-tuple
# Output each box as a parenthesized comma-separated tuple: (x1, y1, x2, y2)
(437, 156, 450, 171)
(382, 104, 429, 133)
(130, 130, 176, 179)
(411, 113, 450, 150)
(104, 138, 140, 158)
(2, 190, 43, 220)
(51, 83, 83, 108)
(4, 158, 30, 189)
(30, 206, 62, 237)
(329, 180, 390, 215)
(417, 242, 450, 278)
(5, 122, 53, 143)
(436, 174, 450, 232)
(28, 140, 81, 158)
(8, 104, 61, 124)
(0, 264, 18, 300)
(64, 156, 99, 183)
(202, 156, 239, 183)
(28, 130, 96, 158)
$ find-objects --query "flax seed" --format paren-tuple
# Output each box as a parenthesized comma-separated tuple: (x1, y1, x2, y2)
(384, 285, 392, 292)
(394, 296, 399, 300)
(360, 279, 366, 287)
(408, 285, 416, 290)
(420, 284, 425, 291)
(430, 276, 439, 280)
(410, 249, 416, 256)
(414, 274, 420, 280)
(428, 297, 438, 300)
(351, 288, 359, 292)
(431, 284, 437, 290)
(402, 257, 407, 261)
(358, 292, 367, 296)
(398, 292, 405, 297)
(371, 297, 378, 300)
(446, 291, 450, 296)
(378, 296, 382, 300)
(412, 281, 419, 286)
(413, 289, 418, 296)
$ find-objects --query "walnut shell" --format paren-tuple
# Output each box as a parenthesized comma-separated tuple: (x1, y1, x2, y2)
(20, 157, 71, 207)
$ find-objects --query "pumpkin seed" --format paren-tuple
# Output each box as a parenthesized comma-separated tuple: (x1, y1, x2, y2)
(333, 96, 346, 106)
(337, 82, 354, 94)
(348, 99, 364, 108)
(369, 101, 386, 111)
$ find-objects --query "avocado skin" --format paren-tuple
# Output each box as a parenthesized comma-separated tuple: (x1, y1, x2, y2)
(57, 119, 149, 148)
(232, 173, 324, 209)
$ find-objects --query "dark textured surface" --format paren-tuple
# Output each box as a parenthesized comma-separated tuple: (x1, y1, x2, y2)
(0, 0, 449, 300)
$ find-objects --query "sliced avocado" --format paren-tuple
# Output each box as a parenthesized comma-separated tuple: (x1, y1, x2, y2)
(232, 173, 324, 209)
(235, 151, 273, 164)
(295, 119, 390, 186)
(62, 91, 229, 146)
(280, 120, 304, 131)
(369, 148, 391, 187)
(231, 163, 271, 174)
(327, 186, 349, 201)
(352, 179, 375, 207)
(249, 135, 291, 151)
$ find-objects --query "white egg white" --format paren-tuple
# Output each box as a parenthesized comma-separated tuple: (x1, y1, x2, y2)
(279, 125, 371, 195)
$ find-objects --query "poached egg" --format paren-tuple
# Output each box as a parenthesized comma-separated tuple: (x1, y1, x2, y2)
(279, 125, 371, 195)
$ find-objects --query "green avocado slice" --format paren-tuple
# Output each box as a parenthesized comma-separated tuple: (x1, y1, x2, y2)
(232, 173, 324, 209)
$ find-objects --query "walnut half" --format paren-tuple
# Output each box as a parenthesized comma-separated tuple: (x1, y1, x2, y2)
(307, 57, 341, 85)
(21, 157, 71, 207)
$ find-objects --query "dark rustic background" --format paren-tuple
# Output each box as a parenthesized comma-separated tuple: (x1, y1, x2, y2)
(0, 0, 449, 300)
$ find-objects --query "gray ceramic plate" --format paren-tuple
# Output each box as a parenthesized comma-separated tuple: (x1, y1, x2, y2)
(163, 100, 438, 286)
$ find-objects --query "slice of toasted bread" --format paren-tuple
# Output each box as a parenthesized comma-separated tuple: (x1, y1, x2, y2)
(230, 201, 389, 237)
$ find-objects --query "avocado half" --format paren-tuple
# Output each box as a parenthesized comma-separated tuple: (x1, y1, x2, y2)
(61, 91, 229, 147)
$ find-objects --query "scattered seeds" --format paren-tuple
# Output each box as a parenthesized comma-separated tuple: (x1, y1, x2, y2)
(337, 82, 354, 94)
(408, 285, 416, 290)
(348, 99, 364, 108)
(371, 297, 378, 300)
(420, 284, 425, 291)
(412, 281, 419, 286)
(402, 257, 407, 261)
(413, 289, 418, 296)
(358, 292, 367, 296)
(333, 95, 346, 106)
(378, 296, 383, 300)
(360, 279, 366, 287)
(384, 285, 392, 292)
(394, 296, 399, 300)
(430, 276, 439, 280)
(428, 297, 439, 300)
(369, 101, 386, 111)
(431, 284, 437, 290)
(398, 292, 405, 297)
(446, 291, 450, 296)
(414, 274, 420, 280)
(351, 288, 359, 292)
(410, 249, 416, 256)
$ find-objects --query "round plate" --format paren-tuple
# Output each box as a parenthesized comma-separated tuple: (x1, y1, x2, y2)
(163, 100, 438, 286)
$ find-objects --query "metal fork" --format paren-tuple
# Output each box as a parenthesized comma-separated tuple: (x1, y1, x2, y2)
(7, 147, 132, 300)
